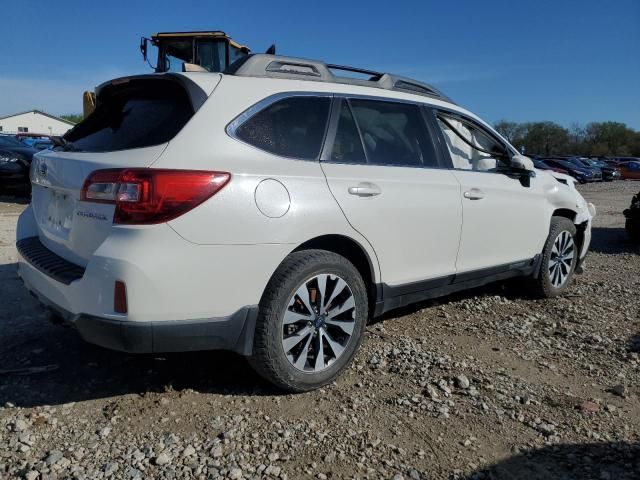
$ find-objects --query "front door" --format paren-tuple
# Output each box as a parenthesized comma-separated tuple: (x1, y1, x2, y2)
(432, 111, 548, 274)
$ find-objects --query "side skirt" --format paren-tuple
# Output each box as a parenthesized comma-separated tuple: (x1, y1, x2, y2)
(373, 255, 540, 317)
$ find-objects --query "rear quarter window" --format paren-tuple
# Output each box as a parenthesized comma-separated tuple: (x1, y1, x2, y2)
(234, 96, 331, 160)
(65, 79, 194, 152)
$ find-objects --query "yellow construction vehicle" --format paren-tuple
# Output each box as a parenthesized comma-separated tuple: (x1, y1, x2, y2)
(140, 30, 251, 73)
(83, 31, 255, 118)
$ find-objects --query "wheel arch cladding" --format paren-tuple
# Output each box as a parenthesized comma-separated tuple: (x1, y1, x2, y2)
(291, 234, 377, 315)
(552, 208, 586, 256)
(552, 208, 577, 222)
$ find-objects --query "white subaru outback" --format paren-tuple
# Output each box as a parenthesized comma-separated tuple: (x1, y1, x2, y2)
(16, 54, 594, 391)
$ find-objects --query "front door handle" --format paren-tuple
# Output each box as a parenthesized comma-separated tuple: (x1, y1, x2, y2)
(348, 182, 381, 197)
(463, 188, 485, 200)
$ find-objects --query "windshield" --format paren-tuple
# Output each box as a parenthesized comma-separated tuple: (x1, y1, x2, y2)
(157, 38, 233, 72)
(195, 39, 226, 72)
(558, 160, 579, 169)
(161, 39, 193, 72)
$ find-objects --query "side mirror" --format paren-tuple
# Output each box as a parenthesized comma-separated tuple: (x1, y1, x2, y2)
(510, 154, 536, 187)
(511, 154, 535, 172)
(140, 37, 148, 61)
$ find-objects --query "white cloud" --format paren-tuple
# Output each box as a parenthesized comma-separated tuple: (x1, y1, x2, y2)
(0, 69, 134, 117)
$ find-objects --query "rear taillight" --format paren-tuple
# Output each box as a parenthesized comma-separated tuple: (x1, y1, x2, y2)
(81, 169, 230, 224)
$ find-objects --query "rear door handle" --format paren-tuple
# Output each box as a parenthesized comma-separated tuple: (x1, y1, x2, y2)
(348, 182, 381, 197)
(463, 188, 485, 200)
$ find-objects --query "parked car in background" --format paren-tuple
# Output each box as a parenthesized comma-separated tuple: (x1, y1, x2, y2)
(31, 139, 54, 151)
(612, 157, 640, 164)
(18, 135, 52, 148)
(541, 158, 595, 183)
(533, 159, 568, 175)
(582, 158, 621, 181)
(618, 161, 640, 180)
(0, 135, 37, 195)
(561, 157, 603, 182)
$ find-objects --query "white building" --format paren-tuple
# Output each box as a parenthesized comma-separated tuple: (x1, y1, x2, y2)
(0, 110, 75, 136)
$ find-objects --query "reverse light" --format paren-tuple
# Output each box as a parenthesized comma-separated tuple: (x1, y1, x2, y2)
(81, 169, 230, 224)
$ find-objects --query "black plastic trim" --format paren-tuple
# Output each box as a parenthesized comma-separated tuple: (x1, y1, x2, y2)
(74, 307, 259, 355)
(16, 236, 85, 285)
(374, 256, 539, 316)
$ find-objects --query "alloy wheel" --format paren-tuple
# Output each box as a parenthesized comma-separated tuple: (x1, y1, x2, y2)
(281, 274, 356, 373)
(548, 230, 575, 288)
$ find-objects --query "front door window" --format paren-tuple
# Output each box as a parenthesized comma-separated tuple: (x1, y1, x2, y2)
(436, 113, 509, 172)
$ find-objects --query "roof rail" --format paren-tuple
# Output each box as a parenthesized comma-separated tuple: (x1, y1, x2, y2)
(326, 64, 383, 79)
(226, 54, 454, 103)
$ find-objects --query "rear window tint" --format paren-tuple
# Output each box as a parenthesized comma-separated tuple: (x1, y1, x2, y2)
(65, 79, 194, 152)
(235, 96, 330, 160)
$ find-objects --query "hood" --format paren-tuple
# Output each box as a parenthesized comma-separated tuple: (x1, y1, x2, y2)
(0, 146, 37, 160)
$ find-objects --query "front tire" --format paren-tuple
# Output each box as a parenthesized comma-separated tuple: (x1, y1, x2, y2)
(531, 217, 578, 298)
(249, 250, 368, 392)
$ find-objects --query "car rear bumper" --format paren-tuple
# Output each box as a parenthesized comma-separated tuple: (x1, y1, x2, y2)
(21, 275, 258, 355)
(16, 206, 289, 321)
(15, 206, 293, 355)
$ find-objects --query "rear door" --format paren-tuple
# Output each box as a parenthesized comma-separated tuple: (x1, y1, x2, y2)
(432, 110, 548, 274)
(321, 98, 462, 290)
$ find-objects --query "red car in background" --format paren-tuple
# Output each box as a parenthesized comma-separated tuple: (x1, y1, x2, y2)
(618, 161, 640, 180)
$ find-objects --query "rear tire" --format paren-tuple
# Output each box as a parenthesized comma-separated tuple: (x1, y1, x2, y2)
(249, 250, 368, 392)
(531, 217, 578, 298)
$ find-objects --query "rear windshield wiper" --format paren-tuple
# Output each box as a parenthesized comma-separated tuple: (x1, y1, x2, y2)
(50, 136, 80, 152)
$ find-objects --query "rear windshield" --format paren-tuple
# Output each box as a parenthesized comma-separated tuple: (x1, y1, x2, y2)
(64, 79, 194, 152)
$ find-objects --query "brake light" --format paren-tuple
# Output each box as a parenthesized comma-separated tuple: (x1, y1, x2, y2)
(81, 169, 230, 224)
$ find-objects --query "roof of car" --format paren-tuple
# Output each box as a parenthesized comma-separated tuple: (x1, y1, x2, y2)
(225, 54, 455, 104)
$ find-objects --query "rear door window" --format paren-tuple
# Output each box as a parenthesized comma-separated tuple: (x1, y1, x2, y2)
(329, 99, 367, 164)
(348, 99, 438, 168)
(65, 79, 194, 152)
(235, 96, 331, 160)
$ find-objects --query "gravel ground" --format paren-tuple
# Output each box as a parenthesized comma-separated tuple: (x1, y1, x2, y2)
(1, 181, 639, 480)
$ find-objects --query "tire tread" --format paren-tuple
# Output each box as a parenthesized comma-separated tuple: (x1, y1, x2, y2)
(249, 249, 367, 392)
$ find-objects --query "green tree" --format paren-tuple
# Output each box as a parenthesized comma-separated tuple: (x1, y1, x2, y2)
(567, 122, 587, 154)
(630, 131, 640, 156)
(518, 122, 570, 157)
(60, 114, 83, 124)
(494, 120, 525, 144)
(583, 122, 636, 156)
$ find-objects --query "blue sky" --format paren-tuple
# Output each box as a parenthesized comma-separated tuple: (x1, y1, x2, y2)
(1, 0, 638, 129)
